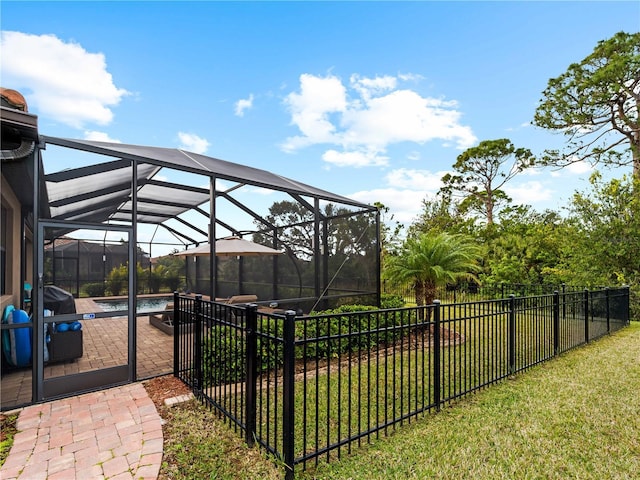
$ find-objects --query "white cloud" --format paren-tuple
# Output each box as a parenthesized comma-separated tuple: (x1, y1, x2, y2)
(178, 132, 210, 154)
(504, 181, 553, 205)
(506, 122, 532, 132)
(385, 168, 448, 191)
(83, 131, 121, 143)
(349, 74, 397, 100)
(0, 31, 129, 128)
(248, 187, 274, 196)
(351, 188, 431, 224)
(397, 72, 424, 83)
(565, 160, 594, 175)
(549, 158, 594, 177)
(281, 73, 476, 167)
(234, 94, 254, 117)
(522, 166, 545, 176)
(348, 167, 449, 226)
(282, 74, 347, 151)
(342, 90, 476, 149)
(322, 149, 388, 167)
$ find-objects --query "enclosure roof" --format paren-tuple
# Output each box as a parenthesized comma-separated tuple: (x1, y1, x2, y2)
(174, 236, 284, 257)
(42, 136, 372, 209)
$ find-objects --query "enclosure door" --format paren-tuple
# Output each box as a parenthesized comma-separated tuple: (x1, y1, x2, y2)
(39, 223, 135, 400)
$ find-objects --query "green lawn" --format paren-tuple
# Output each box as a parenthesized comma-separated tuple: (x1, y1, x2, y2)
(250, 306, 616, 464)
(299, 321, 640, 479)
(160, 321, 639, 479)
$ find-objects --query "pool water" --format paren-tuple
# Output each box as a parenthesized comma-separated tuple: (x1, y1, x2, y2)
(94, 296, 172, 313)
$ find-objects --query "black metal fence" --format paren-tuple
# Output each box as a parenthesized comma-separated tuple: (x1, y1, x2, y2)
(382, 280, 603, 305)
(174, 287, 630, 479)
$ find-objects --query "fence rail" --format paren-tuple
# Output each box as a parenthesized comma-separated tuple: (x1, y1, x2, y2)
(382, 280, 604, 305)
(174, 286, 630, 479)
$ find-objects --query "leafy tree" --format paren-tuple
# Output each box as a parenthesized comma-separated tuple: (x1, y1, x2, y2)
(533, 31, 640, 178)
(384, 233, 482, 311)
(253, 200, 379, 298)
(480, 206, 572, 286)
(106, 264, 127, 296)
(407, 192, 473, 238)
(374, 201, 404, 263)
(254, 200, 377, 261)
(156, 250, 185, 291)
(556, 172, 640, 315)
(440, 139, 535, 225)
(564, 172, 639, 288)
(254, 200, 324, 260)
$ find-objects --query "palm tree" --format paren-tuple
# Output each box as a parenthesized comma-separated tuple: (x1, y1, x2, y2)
(384, 232, 482, 310)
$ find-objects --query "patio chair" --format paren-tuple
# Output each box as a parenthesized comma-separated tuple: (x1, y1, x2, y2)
(149, 303, 175, 335)
(218, 295, 258, 325)
(225, 295, 258, 305)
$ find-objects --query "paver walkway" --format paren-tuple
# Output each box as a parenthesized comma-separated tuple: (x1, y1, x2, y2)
(0, 383, 163, 480)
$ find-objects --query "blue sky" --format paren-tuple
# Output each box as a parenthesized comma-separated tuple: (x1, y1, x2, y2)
(2, 1, 638, 242)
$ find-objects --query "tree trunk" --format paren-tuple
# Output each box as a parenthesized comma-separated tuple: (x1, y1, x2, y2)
(414, 280, 425, 320)
(485, 194, 494, 225)
(424, 281, 437, 306)
(424, 281, 437, 332)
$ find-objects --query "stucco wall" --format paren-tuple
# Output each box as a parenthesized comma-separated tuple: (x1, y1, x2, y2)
(1, 174, 22, 311)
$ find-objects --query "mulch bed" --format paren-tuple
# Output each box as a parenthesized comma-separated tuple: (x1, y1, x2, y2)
(143, 375, 192, 410)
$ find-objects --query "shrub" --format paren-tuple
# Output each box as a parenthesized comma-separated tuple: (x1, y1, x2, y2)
(200, 303, 419, 385)
(106, 264, 127, 296)
(164, 274, 181, 292)
(83, 282, 105, 298)
(202, 326, 246, 386)
(136, 263, 149, 294)
(148, 269, 162, 294)
(380, 293, 405, 309)
(256, 317, 284, 372)
(302, 304, 415, 359)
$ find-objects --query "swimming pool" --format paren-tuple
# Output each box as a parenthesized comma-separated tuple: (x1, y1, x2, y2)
(94, 296, 172, 313)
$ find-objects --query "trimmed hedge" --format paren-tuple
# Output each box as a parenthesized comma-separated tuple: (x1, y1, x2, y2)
(201, 295, 410, 386)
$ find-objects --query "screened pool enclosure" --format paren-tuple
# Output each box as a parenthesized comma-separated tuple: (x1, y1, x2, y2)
(2, 133, 379, 408)
(40, 136, 380, 312)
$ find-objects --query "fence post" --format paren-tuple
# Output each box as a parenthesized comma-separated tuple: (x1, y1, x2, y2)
(194, 294, 203, 395)
(605, 287, 611, 334)
(584, 289, 589, 343)
(508, 295, 516, 375)
(624, 285, 631, 325)
(245, 304, 258, 447)
(433, 300, 441, 411)
(561, 283, 566, 321)
(173, 291, 179, 377)
(553, 291, 560, 356)
(283, 310, 297, 480)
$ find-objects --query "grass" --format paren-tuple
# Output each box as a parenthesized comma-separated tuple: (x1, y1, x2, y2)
(158, 401, 283, 479)
(247, 307, 620, 464)
(160, 321, 640, 479)
(299, 321, 640, 479)
(3, 319, 635, 478)
(0, 414, 18, 468)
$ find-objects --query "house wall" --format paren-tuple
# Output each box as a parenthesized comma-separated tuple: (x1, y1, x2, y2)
(1, 174, 23, 311)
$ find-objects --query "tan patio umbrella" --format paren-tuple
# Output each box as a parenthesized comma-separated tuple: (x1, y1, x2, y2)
(174, 236, 284, 257)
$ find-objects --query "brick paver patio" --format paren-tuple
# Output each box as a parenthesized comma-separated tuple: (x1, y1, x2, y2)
(1, 297, 174, 410)
(0, 383, 163, 480)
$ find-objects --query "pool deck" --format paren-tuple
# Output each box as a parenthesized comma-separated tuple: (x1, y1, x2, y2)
(1, 295, 175, 410)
